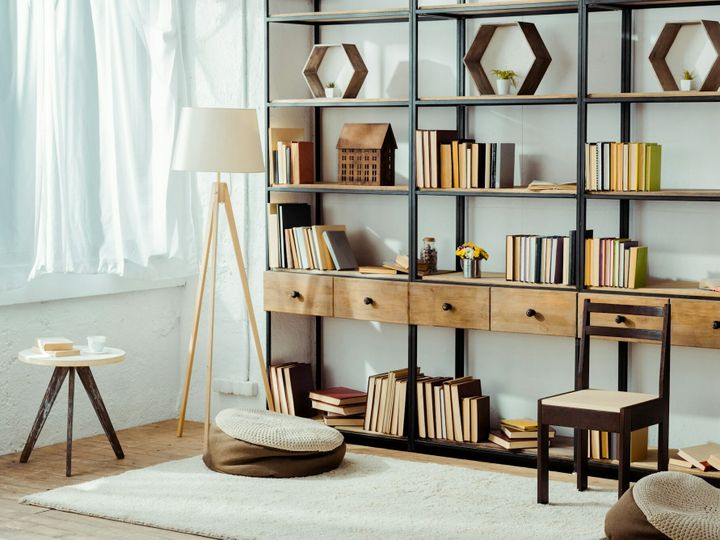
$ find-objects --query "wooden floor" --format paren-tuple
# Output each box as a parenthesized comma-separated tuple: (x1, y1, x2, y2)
(0, 420, 615, 539)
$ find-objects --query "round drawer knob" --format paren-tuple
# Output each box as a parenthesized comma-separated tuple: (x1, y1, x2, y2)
(526, 308, 537, 318)
(713, 321, 720, 330)
(441, 303, 452, 312)
(363, 297, 374, 305)
(615, 315, 626, 324)
(289, 290, 300, 299)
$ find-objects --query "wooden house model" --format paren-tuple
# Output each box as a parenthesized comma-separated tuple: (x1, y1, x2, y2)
(336, 123, 397, 186)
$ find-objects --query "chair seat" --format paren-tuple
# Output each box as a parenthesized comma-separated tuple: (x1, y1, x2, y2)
(542, 389, 658, 413)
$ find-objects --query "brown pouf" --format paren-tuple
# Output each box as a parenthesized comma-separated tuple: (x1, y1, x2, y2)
(605, 487, 669, 540)
(202, 408, 346, 478)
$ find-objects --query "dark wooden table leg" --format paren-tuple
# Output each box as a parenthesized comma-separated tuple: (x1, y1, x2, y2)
(66, 368, 75, 477)
(76, 367, 124, 459)
(20, 367, 69, 464)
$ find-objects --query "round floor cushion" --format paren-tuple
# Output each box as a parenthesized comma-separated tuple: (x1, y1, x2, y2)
(203, 409, 346, 478)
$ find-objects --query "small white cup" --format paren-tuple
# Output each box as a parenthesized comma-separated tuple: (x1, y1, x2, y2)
(87, 336, 107, 353)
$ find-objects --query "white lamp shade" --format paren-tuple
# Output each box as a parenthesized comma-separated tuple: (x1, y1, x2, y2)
(172, 107, 264, 173)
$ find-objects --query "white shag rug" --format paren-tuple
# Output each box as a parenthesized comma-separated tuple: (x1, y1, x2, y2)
(21, 453, 615, 539)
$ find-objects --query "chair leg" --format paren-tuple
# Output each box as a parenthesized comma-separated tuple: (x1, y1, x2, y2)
(658, 420, 669, 472)
(575, 428, 588, 492)
(537, 404, 549, 504)
(618, 417, 631, 498)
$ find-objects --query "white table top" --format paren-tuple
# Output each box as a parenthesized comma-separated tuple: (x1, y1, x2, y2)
(19, 346, 125, 367)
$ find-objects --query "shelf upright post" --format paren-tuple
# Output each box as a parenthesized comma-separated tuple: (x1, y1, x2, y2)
(455, 1, 467, 380)
(264, 0, 272, 382)
(313, 0, 324, 391)
(618, 7, 633, 392)
(407, 0, 419, 451)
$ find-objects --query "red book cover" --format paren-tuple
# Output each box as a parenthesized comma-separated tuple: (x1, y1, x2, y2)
(308, 386, 367, 406)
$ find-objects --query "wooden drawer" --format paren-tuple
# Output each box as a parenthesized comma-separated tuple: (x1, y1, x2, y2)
(263, 272, 333, 316)
(578, 294, 668, 339)
(333, 278, 408, 324)
(671, 299, 720, 349)
(409, 283, 489, 330)
(491, 288, 576, 337)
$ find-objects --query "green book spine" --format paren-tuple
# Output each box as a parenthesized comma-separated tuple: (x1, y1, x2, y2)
(632, 246, 648, 289)
(645, 144, 662, 192)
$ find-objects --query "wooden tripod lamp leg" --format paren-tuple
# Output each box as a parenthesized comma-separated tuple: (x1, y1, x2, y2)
(220, 183, 276, 412)
(177, 184, 220, 438)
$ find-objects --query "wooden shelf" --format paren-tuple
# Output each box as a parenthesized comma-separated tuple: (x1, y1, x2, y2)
(418, 435, 575, 459)
(587, 0, 720, 11)
(585, 279, 720, 300)
(418, 187, 576, 198)
(419, 94, 576, 107)
(587, 91, 720, 103)
(419, 0, 578, 18)
(267, 7, 409, 24)
(269, 183, 409, 195)
(269, 268, 408, 282)
(586, 189, 720, 201)
(337, 426, 406, 440)
(269, 98, 408, 108)
(422, 271, 576, 290)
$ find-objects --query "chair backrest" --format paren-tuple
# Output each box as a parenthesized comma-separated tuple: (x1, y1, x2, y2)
(577, 299, 671, 398)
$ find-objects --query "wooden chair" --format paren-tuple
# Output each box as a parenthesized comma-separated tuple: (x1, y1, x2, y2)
(537, 299, 671, 503)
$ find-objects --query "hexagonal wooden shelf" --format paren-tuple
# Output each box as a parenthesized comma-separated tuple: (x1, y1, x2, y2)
(463, 22, 551, 96)
(302, 43, 368, 99)
(649, 20, 720, 92)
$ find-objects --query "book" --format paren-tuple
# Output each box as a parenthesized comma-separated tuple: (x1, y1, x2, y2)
(323, 416, 365, 427)
(440, 144, 452, 188)
(36, 337, 73, 351)
(358, 265, 398, 275)
(678, 442, 720, 471)
(290, 141, 314, 184)
(416, 376, 430, 439)
(269, 362, 295, 412)
(500, 418, 538, 432)
(450, 378, 482, 442)
(430, 130, 457, 188)
(527, 180, 576, 192)
(461, 395, 490, 443)
(424, 377, 450, 438)
(283, 363, 314, 417)
(501, 426, 556, 440)
(323, 230, 358, 270)
(268, 127, 304, 184)
(494, 143, 515, 188)
(278, 203, 311, 268)
(363, 372, 383, 431)
(31, 347, 80, 357)
(488, 430, 540, 450)
(415, 131, 425, 188)
(669, 457, 695, 470)
(708, 454, 720, 471)
(311, 400, 366, 416)
(309, 387, 367, 406)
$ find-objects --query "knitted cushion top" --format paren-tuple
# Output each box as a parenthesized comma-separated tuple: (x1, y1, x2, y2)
(633, 471, 720, 540)
(215, 408, 344, 453)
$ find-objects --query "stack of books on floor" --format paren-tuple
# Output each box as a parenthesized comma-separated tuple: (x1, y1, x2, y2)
(587, 428, 648, 461)
(415, 129, 515, 189)
(364, 368, 418, 436)
(585, 142, 661, 192)
(33, 337, 79, 357)
(267, 202, 358, 271)
(310, 387, 367, 427)
(584, 235, 647, 288)
(671, 442, 720, 471)
(416, 375, 489, 443)
(489, 419, 556, 450)
(505, 232, 579, 285)
(269, 362, 314, 417)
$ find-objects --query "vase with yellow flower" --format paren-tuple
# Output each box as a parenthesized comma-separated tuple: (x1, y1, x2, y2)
(456, 242, 489, 278)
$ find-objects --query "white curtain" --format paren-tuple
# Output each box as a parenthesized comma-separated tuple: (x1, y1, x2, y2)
(0, 0, 197, 290)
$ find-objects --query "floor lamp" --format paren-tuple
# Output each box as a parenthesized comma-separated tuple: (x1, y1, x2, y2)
(171, 107, 275, 448)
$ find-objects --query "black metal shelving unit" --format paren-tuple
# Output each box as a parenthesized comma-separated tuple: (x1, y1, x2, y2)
(264, 0, 720, 487)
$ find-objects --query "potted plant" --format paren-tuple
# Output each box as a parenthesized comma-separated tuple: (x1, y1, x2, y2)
(491, 69, 518, 95)
(680, 69, 694, 92)
(325, 82, 336, 98)
(456, 242, 489, 278)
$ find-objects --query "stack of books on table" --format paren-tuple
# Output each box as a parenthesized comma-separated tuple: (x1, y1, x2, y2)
(416, 375, 489, 443)
(363, 368, 416, 436)
(269, 362, 314, 417)
(671, 442, 720, 472)
(587, 428, 647, 461)
(488, 419, 557, 450)
(309, 387, 367, 427)
(33, 337, 79, 357)
(585, 142, 661, 192)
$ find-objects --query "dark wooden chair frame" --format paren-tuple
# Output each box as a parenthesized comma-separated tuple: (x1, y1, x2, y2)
(537, 299, 671, 503)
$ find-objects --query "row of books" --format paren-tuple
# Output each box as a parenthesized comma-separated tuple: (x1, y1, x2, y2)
(309, 387, 367, 427)
(587, 428, 648, 461)
(584, 237, 648, 288)
(505, 232, 582, 285)
(585, 142, 662, 192)
(363, 368, 414, 436)
(269, 362, 314, 417)
(267, 203, 358, 270)
(488, 418, 557, 450)
(672, 441, 720, 471)
(416, 376, 488, 443)
(272, 140, 314, 185)
(415, 130, 515, 190)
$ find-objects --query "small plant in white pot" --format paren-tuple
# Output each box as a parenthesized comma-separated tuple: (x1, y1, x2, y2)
(324, 82, 336, 98)
(491, 69, 518, 95)
(680, 69, 694, 92)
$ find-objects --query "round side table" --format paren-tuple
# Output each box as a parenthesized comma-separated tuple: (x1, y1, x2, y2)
(18, 346, 126, 477)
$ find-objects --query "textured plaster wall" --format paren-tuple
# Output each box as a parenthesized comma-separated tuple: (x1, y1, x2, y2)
(0, 287, 183, 456)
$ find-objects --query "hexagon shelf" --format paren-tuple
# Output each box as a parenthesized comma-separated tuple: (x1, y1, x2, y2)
(649, 20, 720, 92)
(463, 22, 551, 96)
(302, 43, 368, 99)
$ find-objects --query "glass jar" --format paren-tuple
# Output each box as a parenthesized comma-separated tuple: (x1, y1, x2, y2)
(420, 237, 437, 274)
